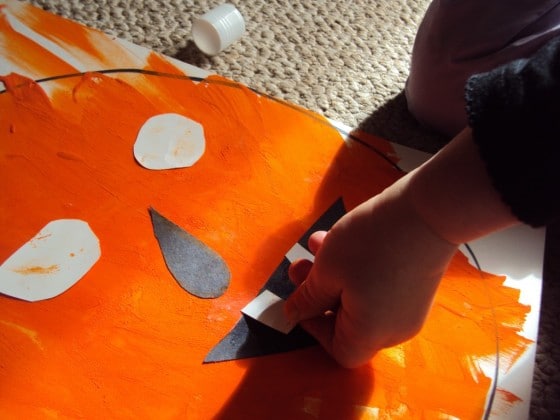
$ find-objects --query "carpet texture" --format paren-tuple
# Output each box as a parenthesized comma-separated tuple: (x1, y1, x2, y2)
(25, 0, 560, 417)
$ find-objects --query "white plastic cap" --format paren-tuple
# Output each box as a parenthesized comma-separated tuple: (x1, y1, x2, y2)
(192, 4, 245, 56)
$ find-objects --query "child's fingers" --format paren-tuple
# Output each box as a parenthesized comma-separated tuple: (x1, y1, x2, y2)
(288, 258, 313, 286)
(284, 267, 340, 325)
(308, 230, 327, 254)
(300, 308, 379, 369)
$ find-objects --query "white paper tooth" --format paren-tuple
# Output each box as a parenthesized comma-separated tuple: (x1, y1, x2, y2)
(134, 113, 205, 170)
(0, 219, 101, 302)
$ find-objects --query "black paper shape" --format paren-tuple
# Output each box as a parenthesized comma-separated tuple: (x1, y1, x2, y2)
(149, 207, 231, 298)
(204, 198, 346, 363)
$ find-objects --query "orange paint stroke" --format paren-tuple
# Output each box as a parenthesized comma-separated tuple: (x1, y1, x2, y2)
(12, 265, 60, 275)
(489, 388, 524, 418)
(0, 9, 76, 90)
(0, 2, 534, 418)
(8, 1, 115, 65)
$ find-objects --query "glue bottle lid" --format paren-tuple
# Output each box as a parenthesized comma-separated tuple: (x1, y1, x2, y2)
(192, 4, 245, 56)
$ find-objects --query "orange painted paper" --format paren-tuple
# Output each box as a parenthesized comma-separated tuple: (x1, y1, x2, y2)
(0, 2, 533, 418)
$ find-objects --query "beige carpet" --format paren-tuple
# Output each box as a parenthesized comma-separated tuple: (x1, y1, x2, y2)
(26, 0, 560, 417)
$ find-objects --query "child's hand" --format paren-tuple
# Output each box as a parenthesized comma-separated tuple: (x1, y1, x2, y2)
(285, 129, 519, 368)
(285, 177, 458, 368)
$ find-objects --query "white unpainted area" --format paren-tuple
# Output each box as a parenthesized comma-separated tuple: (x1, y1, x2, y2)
(0, 219, 100, 301)
(241, 290, 296, 334)
(134, 113, 206, 170)
(4, 6, 86, 72)
(285, 242, 314, 264)
(115, 38, 212, 80)
(0, 4, 212, 99)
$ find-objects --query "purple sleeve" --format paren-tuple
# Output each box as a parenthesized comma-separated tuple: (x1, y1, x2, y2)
(465, 36, 560, 227)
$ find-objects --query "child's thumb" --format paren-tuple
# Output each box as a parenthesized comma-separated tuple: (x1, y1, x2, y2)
(284, 270, 338, 324)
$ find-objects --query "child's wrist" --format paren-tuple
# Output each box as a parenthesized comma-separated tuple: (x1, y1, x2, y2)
(404, 128, 519, 245)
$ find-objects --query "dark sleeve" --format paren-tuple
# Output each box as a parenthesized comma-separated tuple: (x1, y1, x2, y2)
(465, 36, 560, 227)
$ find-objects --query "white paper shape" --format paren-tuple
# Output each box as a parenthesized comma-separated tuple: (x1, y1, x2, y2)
(134, 113, 206, 170)
(241, 290, 296, 334)
(285, 242, 315, 264)
(0, 219, 101, 302)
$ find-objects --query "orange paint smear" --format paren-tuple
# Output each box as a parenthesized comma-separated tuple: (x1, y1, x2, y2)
(6, 1, 147, 71)
(488, 388, 525, 417)
(0, 11, 76, 86)
(8, 1, 109, 64)
(13, 265, 60, 275)
(0, 2, 533, 418)
(497, 388, 523, 404)
(385, 253, 532, 418)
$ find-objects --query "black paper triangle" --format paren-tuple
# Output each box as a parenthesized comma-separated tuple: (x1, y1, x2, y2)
(204, 198, 346, 363)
